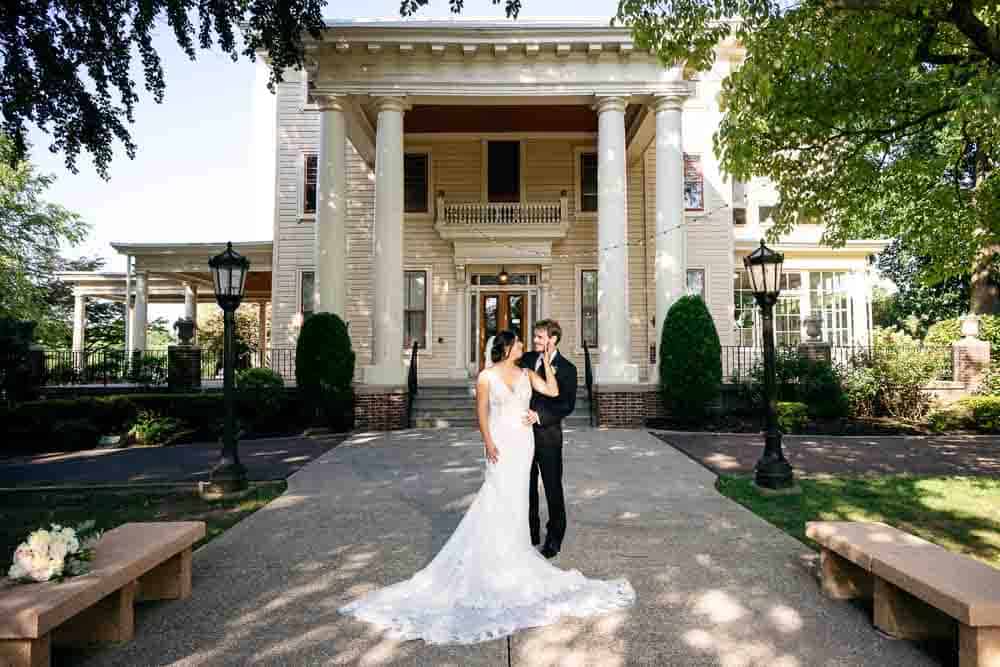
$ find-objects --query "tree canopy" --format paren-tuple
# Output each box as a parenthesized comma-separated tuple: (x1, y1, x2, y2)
(617, 0, 999, 310)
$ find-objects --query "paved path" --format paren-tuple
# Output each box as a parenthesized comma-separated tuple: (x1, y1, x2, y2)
(75, 427, 941, 666)
(0, 436, 344, 487)
(657, 431, 1000, 477)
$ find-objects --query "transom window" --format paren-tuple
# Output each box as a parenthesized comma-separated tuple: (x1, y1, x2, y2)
(471, 273, 537, 286)
(487, 141, 520, 203)
(404, 270, 427, 349)
(404, 154, 429, 213)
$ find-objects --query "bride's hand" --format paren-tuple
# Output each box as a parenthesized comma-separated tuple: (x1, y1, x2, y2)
(484, 441, 500, 464)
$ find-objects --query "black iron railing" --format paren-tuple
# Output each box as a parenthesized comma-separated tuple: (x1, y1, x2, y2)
(721, 344, 955, 383)
(407, 340, 419, 427)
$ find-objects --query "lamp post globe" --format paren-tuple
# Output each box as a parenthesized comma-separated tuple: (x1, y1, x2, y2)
(207, 242, 250, 495)
(743, 240, 795, 490)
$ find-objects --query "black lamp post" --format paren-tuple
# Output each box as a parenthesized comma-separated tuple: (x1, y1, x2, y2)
(743, 240, 795, 490)
(207, 242, 250, 494)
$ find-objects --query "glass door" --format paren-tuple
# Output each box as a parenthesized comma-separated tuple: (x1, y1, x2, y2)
(478, 292, 527, 370)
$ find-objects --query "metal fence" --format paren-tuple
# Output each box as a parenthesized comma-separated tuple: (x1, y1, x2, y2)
(40, 348, 298, 386)
(721, 344, 955, 383)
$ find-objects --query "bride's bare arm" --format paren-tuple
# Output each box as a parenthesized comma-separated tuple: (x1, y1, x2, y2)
(476, 372, 499, 463)
(528, 360, 559, 398)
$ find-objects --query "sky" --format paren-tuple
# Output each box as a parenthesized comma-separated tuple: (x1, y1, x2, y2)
(27, 0, 621, 275)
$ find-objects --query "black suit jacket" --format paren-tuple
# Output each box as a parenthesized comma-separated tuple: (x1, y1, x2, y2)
(520, 350, 577, 429)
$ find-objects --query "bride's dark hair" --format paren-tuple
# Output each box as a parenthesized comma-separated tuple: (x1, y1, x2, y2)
(490, 330, 517, 364)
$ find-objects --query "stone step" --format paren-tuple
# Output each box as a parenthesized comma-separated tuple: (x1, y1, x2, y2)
(411, 397, 592, 410)
(412, 415, 592, 429)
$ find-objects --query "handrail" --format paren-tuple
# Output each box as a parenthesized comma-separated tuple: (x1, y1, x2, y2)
(436, 191, 569, 226)
(583, 341, 595, 427)
(407, 340, 419, 427)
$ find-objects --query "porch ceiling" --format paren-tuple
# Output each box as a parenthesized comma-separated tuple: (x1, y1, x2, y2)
(404, 105, 600, 134)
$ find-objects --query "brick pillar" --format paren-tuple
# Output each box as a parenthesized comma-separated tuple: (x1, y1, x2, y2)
(355, 385, 408, 431)
(953, 315, 990, 389)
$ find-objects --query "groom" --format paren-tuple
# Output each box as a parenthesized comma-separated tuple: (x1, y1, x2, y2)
(520, 319, 577, 559)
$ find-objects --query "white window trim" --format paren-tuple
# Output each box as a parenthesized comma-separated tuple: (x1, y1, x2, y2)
(296, 269, 315, 328)
(404, 266, 434, 355)
(480, 139, 527, 204)
(574, 264, 599, 355)
(298, 152, 317, 221)
(572, 145, 598, 221)
(686, 265, 709, 306)
(403, 147, 434, 220)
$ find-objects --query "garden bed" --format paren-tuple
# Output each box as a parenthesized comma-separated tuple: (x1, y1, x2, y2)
(646, 413, 931, 436)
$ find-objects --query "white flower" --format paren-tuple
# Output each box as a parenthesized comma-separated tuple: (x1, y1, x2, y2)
(27, 530, 51, 554)
(49, 540, 69, 563)
(8, 560, 27, 580)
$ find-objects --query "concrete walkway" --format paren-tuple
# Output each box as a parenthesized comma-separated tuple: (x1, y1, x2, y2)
(78, 427, 941, 666)
(0, 436, 343, 487)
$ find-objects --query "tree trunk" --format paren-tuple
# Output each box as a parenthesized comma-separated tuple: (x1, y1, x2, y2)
(970, 244, 1000, 314)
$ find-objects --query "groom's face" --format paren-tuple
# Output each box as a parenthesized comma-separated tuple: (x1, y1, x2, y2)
(533, 328, 550, 353)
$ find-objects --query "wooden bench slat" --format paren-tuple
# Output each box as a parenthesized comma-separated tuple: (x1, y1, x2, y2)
(0, 521, 205, 639)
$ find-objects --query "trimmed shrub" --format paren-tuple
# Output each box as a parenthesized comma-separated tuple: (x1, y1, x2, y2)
(128, 410, 185, 445)
(928, 396, 1000, 433)
(659, 295, 722, 419)
(740, 350, 847, 418)
(51, 419, 100, 450)
(237, 367, 286, 434)
(776, 402, 809, 433)
(296, 313, 356, 431)
(974, 361, 1000, 396)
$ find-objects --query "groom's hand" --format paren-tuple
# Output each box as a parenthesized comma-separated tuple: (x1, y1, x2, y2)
(522, 410, 540, 426)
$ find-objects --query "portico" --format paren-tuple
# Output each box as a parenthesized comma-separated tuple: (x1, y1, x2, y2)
(294, 20, 696, 389)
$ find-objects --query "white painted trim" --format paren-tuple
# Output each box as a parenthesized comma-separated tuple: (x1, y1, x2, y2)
(403, 146, 434, 219)
(298, 152, 317, 221)
(572, 145, 598, 220)
(573, 264, 599, 355)
(685, 265, 709, 306)
(403, 266, 434, 355)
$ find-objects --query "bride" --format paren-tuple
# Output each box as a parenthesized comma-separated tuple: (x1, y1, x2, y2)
(338, 330, 635, 644)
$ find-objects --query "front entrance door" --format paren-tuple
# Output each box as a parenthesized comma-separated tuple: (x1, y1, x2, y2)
(479, 292, 526, 370)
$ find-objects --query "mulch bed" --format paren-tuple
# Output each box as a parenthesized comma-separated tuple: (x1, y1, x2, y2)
(645, 413, 931, 436)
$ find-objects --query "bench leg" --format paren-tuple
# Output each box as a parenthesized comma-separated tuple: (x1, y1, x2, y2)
(0, 635, 50, 667)
(874, 577, 954, 641)
(52, 580, 138, 645)
(960, 625, 1000, 667)
(138, 547, 192, 601)
(819, 548, 873, 600)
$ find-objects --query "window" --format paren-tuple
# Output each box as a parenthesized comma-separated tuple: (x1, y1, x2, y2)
(580, 152, 598, 213)
(686, 269, 706, 300)
(301, 154, 318, 217)
(775, 273, 802, 347)
(404, 154, 429, 213)
(732, 209, 747, 226)
(733, 270, 801, 347)
(581, 269, 598, 348)
(810, 271, 851, 345)
(404, 270, 427, 349)
(759, 206, 775, 224)
(487, 141, 520, 203)
(471, 273, 536, 286)
(300, 271, 315, 321)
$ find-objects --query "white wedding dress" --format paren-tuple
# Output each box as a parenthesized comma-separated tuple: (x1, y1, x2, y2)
(338, 367, 636, 644)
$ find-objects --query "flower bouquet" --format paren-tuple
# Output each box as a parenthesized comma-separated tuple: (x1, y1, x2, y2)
(7, 521, 104, 584)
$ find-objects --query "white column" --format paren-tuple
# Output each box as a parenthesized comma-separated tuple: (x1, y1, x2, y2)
(365, 96, 408, 386)
(72, 292, 86, 353)
(850, 271, 871, 346)
(654, 94, 688, 346)
(314, 94, 348, 317)
(133, 271, 148, 351)
(127, 298, 136, 351)
(595, 96, 638, 384)
(123, 254, 132, 349)
(183, 282, 198, 343)
(453, 265, 467, 378)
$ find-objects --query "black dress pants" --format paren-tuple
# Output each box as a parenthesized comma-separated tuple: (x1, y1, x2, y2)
(529, 423, 566, 548)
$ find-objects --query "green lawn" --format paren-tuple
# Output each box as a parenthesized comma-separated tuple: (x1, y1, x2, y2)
(717, 475, 1000, 569)
(0, 481, 287, 568)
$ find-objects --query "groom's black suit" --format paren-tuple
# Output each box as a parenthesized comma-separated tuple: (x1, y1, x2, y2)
(520, 350, 577, 550)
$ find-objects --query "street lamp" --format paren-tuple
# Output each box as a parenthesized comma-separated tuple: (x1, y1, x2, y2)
(743, 239, 795, 490)
(207, 242, 250, 495)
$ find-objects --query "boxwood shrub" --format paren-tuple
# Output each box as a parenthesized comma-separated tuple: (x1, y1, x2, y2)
(658, 295, 722, 420)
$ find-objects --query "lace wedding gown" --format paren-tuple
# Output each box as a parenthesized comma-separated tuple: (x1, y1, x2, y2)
(338, 368, 636, 644)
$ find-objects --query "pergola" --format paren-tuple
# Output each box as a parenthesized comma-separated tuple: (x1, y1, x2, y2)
(61, 241, 273, 351)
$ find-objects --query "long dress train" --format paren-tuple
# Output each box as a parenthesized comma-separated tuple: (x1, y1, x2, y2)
(338, 368, 635, 644)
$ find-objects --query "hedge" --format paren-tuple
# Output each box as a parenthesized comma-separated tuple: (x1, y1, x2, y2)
(928, 396, 1000, 433)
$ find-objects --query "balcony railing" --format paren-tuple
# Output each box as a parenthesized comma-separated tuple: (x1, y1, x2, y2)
(436, 191, 568, 226)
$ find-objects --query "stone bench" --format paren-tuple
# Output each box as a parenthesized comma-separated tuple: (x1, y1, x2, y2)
(0, 521, 205, 667)
(806, 521, 1000, 667)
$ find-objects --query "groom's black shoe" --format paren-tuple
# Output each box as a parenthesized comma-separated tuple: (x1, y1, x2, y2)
(540, 543, 559, 559)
